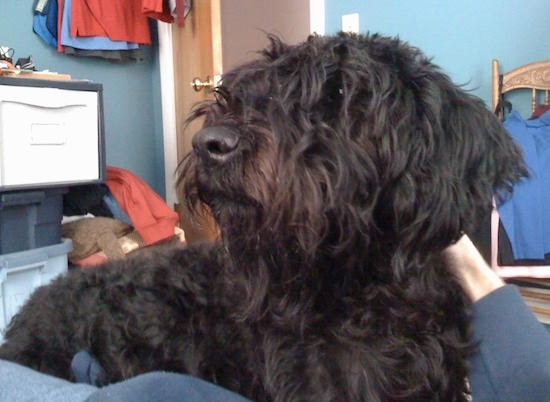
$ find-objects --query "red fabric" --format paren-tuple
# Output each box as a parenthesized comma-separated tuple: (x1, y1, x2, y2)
(106, 166, 179, 245)
(71, 0, 152, 44)
(72, 252, 108, 267)
(142, 0, 174, 23)
(57, 0, 65, 53)
(175, 0, 185, 26)
(531, 104, 550, 119)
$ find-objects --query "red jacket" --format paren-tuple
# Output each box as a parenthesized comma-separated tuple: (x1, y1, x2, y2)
(106, 166, 179, 245)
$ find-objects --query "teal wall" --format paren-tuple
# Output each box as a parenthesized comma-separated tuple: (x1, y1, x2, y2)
(325, 0, 550, 117)
(0, 3, 165, 197)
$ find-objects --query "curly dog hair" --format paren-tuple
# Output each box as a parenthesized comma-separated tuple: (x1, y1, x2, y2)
(0, 33, 527, 401)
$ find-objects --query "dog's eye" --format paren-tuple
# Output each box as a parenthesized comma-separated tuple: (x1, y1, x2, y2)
(251, 95, 273, 109)
(321, 80, 345, 114)
(214, 87, 231, 108)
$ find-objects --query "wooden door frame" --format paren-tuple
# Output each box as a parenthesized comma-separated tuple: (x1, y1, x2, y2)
(158, 21, 179, 208)
(157, 0, 325, 207)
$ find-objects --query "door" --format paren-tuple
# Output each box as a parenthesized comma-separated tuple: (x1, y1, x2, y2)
(173, 0, 222, 162)
(162, 0, 314, 242)
(171, 0, 222, 242)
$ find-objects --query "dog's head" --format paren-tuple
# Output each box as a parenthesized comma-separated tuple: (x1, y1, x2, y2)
(178, 32, 526, 268)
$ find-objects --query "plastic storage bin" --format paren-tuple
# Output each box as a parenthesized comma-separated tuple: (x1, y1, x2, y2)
(0, 188, 66, 254)
(0, 239, 72, 338)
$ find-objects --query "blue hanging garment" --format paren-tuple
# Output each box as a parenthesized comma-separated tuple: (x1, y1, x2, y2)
(498, 109, 550, 259)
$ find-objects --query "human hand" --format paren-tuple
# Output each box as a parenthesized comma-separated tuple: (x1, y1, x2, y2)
(443, 234, 504, 302)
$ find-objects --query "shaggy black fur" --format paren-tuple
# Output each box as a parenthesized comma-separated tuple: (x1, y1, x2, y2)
(0, 33, 527, 401)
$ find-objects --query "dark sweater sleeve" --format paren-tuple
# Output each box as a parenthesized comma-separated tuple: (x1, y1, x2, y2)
(469, 285, 550, 402)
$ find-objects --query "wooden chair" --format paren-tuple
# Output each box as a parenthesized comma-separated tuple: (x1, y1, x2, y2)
(492, 59, 550, 118)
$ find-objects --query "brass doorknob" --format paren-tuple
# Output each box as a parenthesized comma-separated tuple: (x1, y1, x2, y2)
(191, 76, 214, 92)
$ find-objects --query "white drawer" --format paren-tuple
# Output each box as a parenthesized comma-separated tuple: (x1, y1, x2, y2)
(0, 79, 104, 189)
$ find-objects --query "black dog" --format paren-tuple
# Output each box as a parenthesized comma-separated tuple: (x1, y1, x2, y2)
(0, 33, 526, 401)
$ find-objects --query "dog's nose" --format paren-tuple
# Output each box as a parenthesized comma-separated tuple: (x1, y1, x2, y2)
(192, 126, 240, 163)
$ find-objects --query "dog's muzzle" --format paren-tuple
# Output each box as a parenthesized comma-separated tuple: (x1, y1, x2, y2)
(192, 126, 240, 163)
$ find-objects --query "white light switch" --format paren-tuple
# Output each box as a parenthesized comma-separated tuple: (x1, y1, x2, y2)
(341, 13, 359, 33)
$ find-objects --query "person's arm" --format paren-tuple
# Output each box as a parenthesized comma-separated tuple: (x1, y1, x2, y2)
(444, 235, 550, 402)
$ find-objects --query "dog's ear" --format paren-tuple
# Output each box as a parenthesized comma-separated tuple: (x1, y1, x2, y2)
(329, 34, 530, 254)
(396, 75, 528, 250)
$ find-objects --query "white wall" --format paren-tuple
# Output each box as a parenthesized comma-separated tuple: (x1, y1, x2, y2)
(220, 0, 312, 70)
